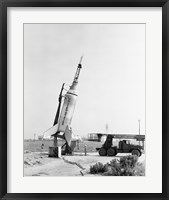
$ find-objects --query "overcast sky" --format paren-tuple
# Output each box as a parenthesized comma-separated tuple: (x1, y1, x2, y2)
(24, 23, 145, 139)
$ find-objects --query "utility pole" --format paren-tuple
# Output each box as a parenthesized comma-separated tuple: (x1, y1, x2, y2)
(105, 123, 109, 133)
(34, 133, 36, 142)
(138, 120, 141, 145)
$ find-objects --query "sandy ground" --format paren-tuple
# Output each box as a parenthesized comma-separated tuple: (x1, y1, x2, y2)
(24, 151, 145, 176)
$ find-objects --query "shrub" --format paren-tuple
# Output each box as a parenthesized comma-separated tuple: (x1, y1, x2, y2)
(134, 161, 145, 176)
(120, 155, 138, 169)
(103, 160, 121, 176)
(89, 155, 144, 176)
(90, 162, 105, 174)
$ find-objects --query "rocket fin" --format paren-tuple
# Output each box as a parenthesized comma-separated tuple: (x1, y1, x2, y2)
(43, 124, 58, 139)
(64, 125, 81, 152)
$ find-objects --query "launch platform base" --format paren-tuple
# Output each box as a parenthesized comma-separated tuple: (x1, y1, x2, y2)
(48, 146, 61, 158)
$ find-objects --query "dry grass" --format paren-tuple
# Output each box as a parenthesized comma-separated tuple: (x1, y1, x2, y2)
(24, 140, 103, 153)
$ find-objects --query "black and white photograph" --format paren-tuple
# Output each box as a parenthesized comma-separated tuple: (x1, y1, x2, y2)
(24, 23, 146, 177)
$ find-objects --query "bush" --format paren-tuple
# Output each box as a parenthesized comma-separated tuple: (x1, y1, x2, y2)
(89, 155, 144, 176)
(90, 162, 105, 174)
(134, 161, 145, 176)
(103, 160, 121, 176)
(120, 155, 138, 169)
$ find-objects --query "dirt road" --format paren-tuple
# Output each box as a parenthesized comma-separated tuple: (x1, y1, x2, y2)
(24, 152, 145, 176)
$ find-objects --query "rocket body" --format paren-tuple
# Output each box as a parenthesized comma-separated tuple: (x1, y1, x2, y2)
(57, 89, 77, 133)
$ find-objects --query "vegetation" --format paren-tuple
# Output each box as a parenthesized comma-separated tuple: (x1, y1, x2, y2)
(90, 155, 145, 176)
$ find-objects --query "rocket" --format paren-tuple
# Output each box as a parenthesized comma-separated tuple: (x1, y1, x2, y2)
(43, 57, 83, 147)
(55, 56, 82, 133)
